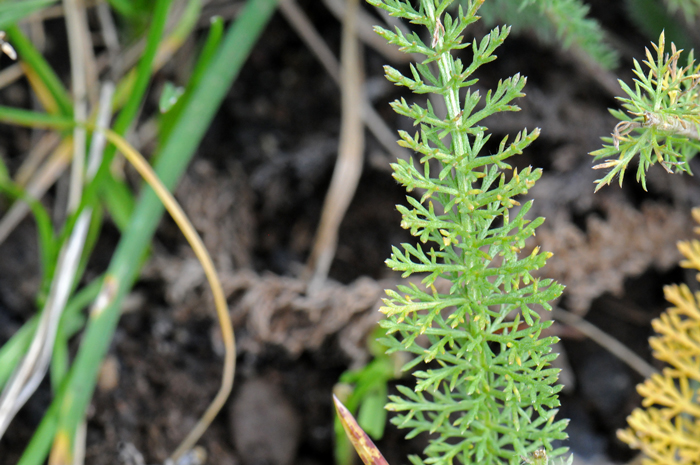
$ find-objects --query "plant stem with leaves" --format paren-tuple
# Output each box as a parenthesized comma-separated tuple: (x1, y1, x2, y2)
(591, 31, 700, 191)
(368, 0, 568, 464)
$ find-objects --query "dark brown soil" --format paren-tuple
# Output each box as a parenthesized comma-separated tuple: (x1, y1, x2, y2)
(1, 1, 700, 464)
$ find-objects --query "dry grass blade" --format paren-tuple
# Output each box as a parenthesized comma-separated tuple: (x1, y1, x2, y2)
(333, 394, 390, 465)
(86, 83, 114, 177)
(0, 62, 23, 90)
(0, 1, 198, 246)
(100, 129, 235, 462)
(0, 209, 90, 439)
(72, 419, 86, 465)
(63, 0, 90, 213)
(279, 0, 339, 82)
(95, 1, 121, 80)
(14, 130, 60, 186)
(306, 0, 365, 292)
(0, 83, 113, 443)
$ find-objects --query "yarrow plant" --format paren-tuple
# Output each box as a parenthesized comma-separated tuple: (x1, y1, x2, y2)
(477, 0, 618, 69)
(591, 31, 700, 191)
(366, 0, 569, 463)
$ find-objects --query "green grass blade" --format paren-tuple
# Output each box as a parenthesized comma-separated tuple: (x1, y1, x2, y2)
(111, 0, 200, 112)
(5, 26, 73, 116)
(17, 1, 279, 462)
(0, 177, 58, 289)
(0, 320, 37, 389)
(90, 0, 172, 231)
(110, 0, 173, 139)
(49, 331, 69, 390)
(0, 105, 73, 129)
(159, 15, 223, 143)
(101, 174, 135, 231)
(0, 153, 9, 181)
(187, 15, 224, 92)
(0, 0, 57, 30)
(106, 0, 141, 18)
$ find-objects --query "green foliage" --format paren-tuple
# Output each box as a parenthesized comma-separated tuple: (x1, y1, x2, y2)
(106, 0, 153, 19)
(368, 0, 568, 463)
(0, 174, 57, 284)
(0, 0, 57, 31)
(624, 0, 692, 52)
(477, 0, 618, 69)
(6, 25, 74, 116)
(159, 81, 185, 113)
(590, 32, 700, 191)
(158, 14, 224, 145)
(665, 0, 700, 22)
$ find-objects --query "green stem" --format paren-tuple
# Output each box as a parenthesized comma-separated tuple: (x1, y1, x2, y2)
(0, 105, 74, 129)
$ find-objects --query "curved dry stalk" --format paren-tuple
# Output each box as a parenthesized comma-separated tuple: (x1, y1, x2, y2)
(101, 129, 235, 462)
(305, 0, 365, 293)
(0, 2, 197, 245)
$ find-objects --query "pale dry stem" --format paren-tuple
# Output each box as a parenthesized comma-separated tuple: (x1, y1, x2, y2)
(278, 0, 410, 167)
(64, 0, 90, 213)
(305, 0, 365, 293)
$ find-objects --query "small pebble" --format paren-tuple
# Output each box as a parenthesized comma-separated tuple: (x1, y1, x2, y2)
(229, 377, 301, 465)
(98, 355, 120, 392)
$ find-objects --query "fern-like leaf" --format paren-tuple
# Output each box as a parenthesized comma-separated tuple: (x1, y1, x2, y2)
(477, 0, 618, 69)
(370, 0, 568, 463)
(591, 31, 700, 192)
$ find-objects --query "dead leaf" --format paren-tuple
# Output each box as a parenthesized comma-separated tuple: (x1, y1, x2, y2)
(333, 394, 389, 465)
